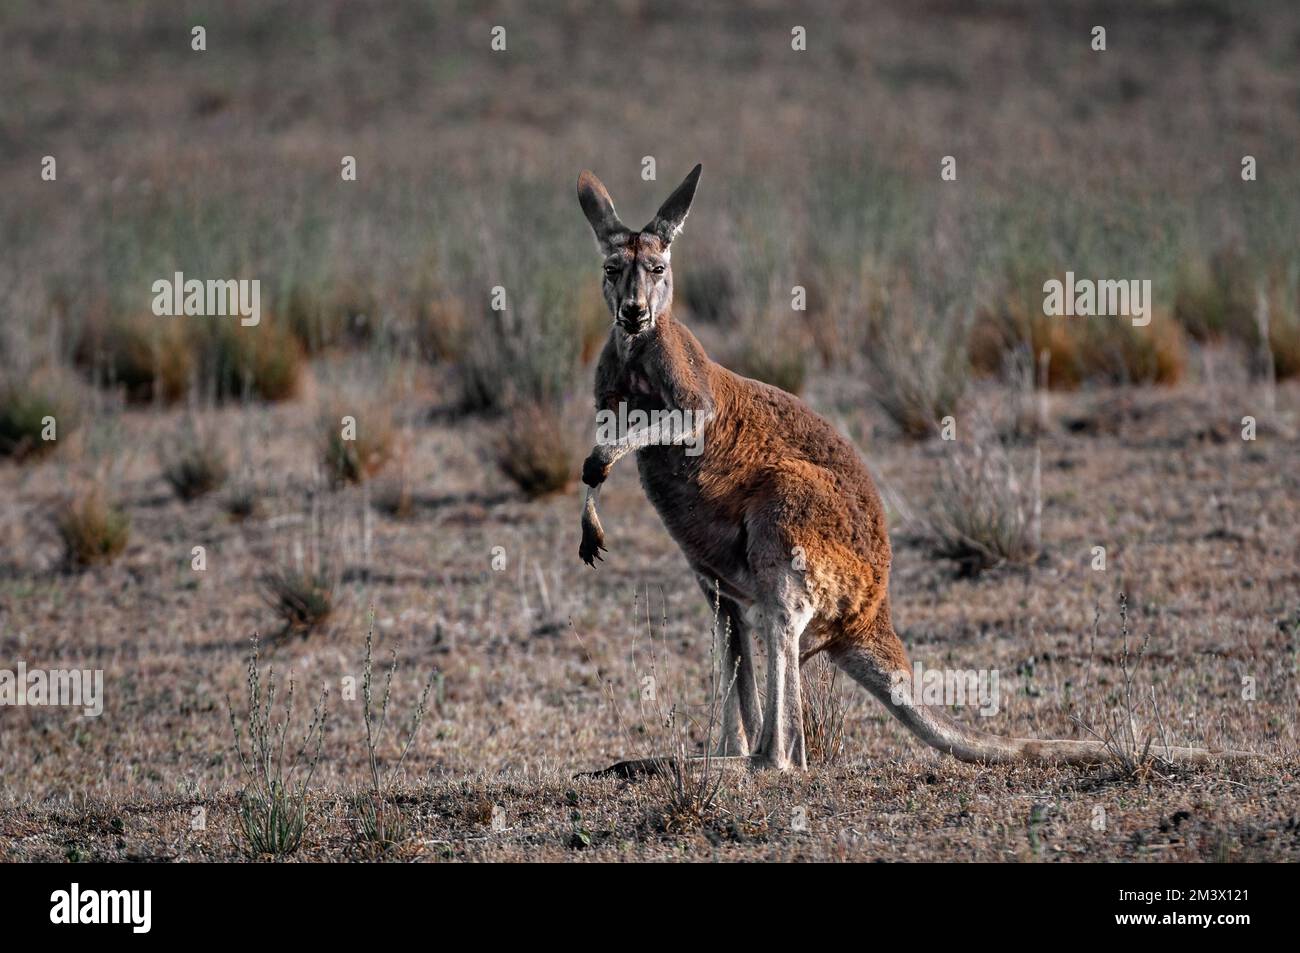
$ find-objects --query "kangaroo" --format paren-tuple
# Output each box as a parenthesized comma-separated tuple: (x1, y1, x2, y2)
(576, 164, 1254, 770)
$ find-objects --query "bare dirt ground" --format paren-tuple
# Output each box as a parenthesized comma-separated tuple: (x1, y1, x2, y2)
(1, 358, 1296, 862)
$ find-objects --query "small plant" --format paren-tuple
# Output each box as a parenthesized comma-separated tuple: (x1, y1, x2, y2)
(455, 271, 582, 414)
(1072, 594, 1173, 779)
(319, 402, 394, 485)
(260, 566, 335, 637)
(159, 423, 229, 500)
(925, 430, 1041, 575)
(223, 480, 260, 521)
(865, 288, 969, 438)
(57, 487, 130, 568)
(801, 654, 849, 766)
(0, 370, 77, 461)
(351, 617, 436, 858)
(228, 635, 328, 857)
(191, 320, 303, 402)
(76, 312, 193, 404)
(494, 402, 573, 499)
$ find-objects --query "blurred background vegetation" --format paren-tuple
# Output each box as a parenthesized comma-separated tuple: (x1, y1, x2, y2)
(2, 0, 1298, 427)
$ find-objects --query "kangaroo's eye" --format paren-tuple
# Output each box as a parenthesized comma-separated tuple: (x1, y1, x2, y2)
(603, 265, 619, 277)
(652, 265, 666, 275)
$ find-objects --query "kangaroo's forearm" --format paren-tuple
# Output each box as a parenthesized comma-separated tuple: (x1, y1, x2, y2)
(595, 407, 713, 469)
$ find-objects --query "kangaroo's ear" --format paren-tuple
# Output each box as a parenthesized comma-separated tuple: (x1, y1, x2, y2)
(645, 164, 702, 246)
(577, 170, 630, 255)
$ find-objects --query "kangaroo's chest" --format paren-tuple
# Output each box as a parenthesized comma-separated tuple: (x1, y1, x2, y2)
(636, 443, 755, 603)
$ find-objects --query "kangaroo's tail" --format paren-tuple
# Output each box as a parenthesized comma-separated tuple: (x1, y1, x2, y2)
(826, 632, 1258, 766)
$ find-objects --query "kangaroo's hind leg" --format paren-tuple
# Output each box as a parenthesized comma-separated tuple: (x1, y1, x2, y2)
(746, 569, 815, 771)
(696, 578, 761, 756)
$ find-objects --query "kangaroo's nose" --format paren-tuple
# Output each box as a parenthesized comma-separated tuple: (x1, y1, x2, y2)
(620, 302, 647, 321)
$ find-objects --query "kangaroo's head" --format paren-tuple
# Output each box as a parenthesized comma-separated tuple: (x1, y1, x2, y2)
(577, 164, 701, 336)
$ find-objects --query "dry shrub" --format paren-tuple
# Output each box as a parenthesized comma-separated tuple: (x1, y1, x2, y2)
(1077, 313, 1187, 387)
(1072, 595, 1177, 778)
(76, 311, 193, 403)
(412, 286, 468, 363)
(0, 368, 78, 461)
(926, 429, 1041, 576)
(494, 402, 573, 499)
(260, 566, 335, 636)
(1269, 312, 1300, 380)
(193, 320, 303, 402)
(282, 276, 378, 354)
(159, 422, 229, 500)
(865, 281, 969, 438)
(801, 654, 849, 765)
(456, 271, 581, 415)
(973, 286, 1185, 389)
(319, 401, 395, 485)
(223, 479, 260, 521)
(57, 486, 130, 568)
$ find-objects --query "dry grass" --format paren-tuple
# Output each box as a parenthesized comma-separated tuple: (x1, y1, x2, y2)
(260, 566, 335, 637)
(56, 486, 130, 568)
(160, 421, 229, 500)
(924, 429, 1042, 575)
(971, 292, 1186, 390)
(0, 368, 77, 461)
(318, 401, 395, 486)
(865, 280, 969, 438)
(801, 654, 849, 766)
(228, 636, 328, 857)
(494, 402, 574, 499)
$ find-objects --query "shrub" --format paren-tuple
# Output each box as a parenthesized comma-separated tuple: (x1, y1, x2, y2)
(260, 566, 335, 636)
(412, 287, 467, 363)
(801, 654, 849, 765)
(228, 636, 327, 857)
(494, 402, 573, 499)
(57, 487, 130, 568)
(0, 370, 77, 461)
(456, 272, 582, 414)
(865, 291, 969, 439)
(160, 424, 229, 500)
(318, 401, 395, 485)
(678, 258, 740, 324)
(192, 320, 303, 402)
(76, 312, 193, 403)
(926, 433, 1041, 575)
(352, 621, 436, 859)
(223, 480, 260, 521)
(973, 284, 1185, 389)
